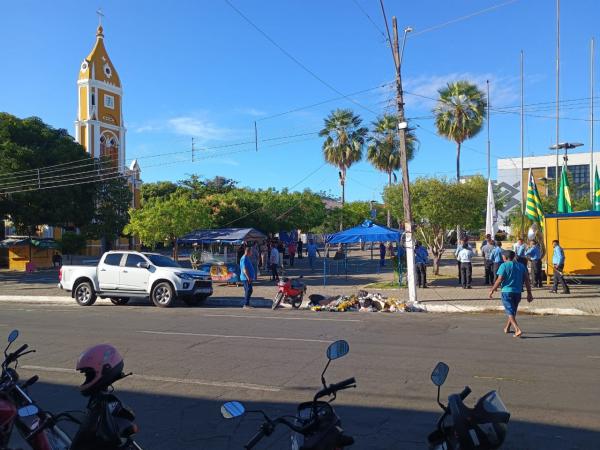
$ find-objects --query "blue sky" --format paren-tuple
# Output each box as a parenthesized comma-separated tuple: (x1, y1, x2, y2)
(1, 0, 598, 201)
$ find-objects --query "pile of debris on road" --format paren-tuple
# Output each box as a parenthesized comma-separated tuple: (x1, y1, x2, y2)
(308, 290, 425, 313)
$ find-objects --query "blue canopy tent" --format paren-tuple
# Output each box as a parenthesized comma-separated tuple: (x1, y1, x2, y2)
(323, 221, 404, 284)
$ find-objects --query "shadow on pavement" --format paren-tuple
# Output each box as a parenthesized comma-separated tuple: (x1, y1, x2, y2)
(10, 380, 600, 450)
(521, 331, 600, 339)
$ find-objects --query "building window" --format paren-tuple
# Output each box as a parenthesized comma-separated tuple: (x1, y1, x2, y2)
(104, 94, 114, 109)
(547, 164, 589, 199)
(91, 93, 95, 106)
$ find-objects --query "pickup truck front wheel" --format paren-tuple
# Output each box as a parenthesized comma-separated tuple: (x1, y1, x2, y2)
(74, 281, 97, 306)
(151, 282, 175, 308)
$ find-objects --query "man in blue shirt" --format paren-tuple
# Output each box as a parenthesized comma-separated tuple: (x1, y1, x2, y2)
(489, 250, 533, 338)
(489, 241, 504, 282)
(550, 239, 570, 294)
(240, 247, 256, 308)
(513, 238, 527, 267)
(415, 241, 429, 288)
(307, 239, 321, 273)
(525, 240, 542, 288)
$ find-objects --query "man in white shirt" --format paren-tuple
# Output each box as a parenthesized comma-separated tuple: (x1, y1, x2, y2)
(457, 243, 475, 289)
(269, 245, 280, 282)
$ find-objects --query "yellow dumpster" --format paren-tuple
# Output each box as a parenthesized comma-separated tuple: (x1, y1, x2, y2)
(544, 211, 600, 277)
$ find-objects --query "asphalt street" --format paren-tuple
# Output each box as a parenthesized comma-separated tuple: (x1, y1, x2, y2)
(1, 303, 599, 449)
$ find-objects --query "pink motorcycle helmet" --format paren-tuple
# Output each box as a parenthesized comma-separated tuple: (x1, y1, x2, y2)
(76, 344, 124, 396)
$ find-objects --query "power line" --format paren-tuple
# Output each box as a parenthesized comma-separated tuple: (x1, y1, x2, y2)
(351, 0, 388, 42)
(223, 0, 379, 116)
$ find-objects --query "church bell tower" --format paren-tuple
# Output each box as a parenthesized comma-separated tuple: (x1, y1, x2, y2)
(75, 24, 126, 172)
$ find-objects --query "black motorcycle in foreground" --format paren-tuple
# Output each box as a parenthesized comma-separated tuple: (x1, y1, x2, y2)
(428, 362, 510, 450)
(0, 329, 142, 450)
(221, 339, 356, 450)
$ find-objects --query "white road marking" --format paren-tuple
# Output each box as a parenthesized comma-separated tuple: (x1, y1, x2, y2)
(21, 365, 280, 392)
(139, 330, 332, 343)
(473, 375, 530, 383)
(199, 313, 360, 322)
(580, 328, 600, 331)
(587, 356, 600, 359)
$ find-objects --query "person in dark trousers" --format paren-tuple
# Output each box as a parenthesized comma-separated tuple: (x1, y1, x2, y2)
(489, 250, 533, 338)
(525, 240, 543, 288)
(415, 241, 429, 288)
(489, 240, 504, 282)
(297, 239, 303, 259)
(481, 238, 495, 285)
(52, 251, 63, 268)
(513, 238, 527, 267)
(269, 244, 280, 282)
(454, 237, 470, 284)
(379, 242, 386, 267)
(550, 239, 570, 294)
(457, 243, 474, 288)
(287, 241, 296, 267)
(239, 247, 255, 308)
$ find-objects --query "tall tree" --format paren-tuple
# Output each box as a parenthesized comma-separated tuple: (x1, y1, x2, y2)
(367, 114, 418, 226)
(0, 113, 95, 234)
(433, 81, 487, 181)
(319, 109, 367, 229)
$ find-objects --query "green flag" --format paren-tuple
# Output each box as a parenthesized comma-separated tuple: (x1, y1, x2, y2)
(525, 169, 544, 230)
(557, 164, 573, 213)
(594, 167, 600, 212)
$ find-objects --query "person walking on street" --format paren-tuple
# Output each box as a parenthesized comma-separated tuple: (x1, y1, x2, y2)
(550, 240, 570, 294)
(481, 238, 495, 285)
(297, 239, 303, 259)
(287, 241, 297, 267)
(490, 241, 504, 282)
(269, 244, 280, 282)
(240, 247, 256, 308)
(415, 241, 429, 288)
(457, 243, 474, 288)
(513, 238, 527, 267)
(379, 242, 386, 267)
(525, 240, 543, 288)
(489, 250, 534, 337)
(307, 239, 320, 272)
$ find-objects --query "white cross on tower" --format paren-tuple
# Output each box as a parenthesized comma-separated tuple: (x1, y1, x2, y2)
(96, 8, 104, 27)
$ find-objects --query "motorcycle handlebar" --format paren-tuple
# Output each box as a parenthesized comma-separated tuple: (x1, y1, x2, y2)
(316, 377, 357, 399)
(459, 386, 472, 401)
(22, 375, 39, 389)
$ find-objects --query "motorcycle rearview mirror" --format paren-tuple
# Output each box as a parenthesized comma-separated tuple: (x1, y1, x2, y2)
(18, 405, 39, 418)
(220, 401, 245, 419)
(8, 330, 18, 344)
(431, 362, 449, 387)
(326, 340, 349, 361)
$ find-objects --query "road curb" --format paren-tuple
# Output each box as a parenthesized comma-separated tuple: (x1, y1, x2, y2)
(420, 302, 592, 316)
(0, 295, 593, 315)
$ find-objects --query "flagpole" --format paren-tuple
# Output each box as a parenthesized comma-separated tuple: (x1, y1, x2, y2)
(521, 50, 525, 238)
(555, 0, 560, 198)
(591, 37, 595, 204)
(487, 79, 491, 181)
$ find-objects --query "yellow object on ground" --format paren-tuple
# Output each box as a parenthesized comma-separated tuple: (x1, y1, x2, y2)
(544, 211, 600, 277)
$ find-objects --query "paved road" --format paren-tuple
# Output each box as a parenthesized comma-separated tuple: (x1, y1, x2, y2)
(1, 303, 599, 449)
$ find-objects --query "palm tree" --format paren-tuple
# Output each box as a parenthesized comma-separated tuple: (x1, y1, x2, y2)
(320, 109, 368, 229)
(433, 81, 487, 181)
(367, 114, 418, 226)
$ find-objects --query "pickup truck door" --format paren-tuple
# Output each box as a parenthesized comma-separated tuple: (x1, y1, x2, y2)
(98, 253, 125, 290)
(119, 254, 151, 291)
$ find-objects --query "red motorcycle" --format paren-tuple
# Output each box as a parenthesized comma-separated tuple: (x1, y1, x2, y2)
(272, 276, 306, 309)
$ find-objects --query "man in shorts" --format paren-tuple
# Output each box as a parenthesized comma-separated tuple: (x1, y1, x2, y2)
(488, 250, 533, 338)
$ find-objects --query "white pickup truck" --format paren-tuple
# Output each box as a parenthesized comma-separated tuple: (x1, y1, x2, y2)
(58, 251, 213, 307)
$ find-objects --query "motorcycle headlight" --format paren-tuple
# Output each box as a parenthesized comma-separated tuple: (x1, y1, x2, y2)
(175, 272, 192, 280)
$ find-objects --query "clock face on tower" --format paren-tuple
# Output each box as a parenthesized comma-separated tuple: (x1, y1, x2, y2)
(80, 61, 88, 72)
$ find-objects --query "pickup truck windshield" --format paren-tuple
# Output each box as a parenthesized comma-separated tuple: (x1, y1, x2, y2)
(144, 254, 181, 268)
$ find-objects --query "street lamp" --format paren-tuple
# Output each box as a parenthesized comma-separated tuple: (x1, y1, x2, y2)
(549, 142, 583, 192)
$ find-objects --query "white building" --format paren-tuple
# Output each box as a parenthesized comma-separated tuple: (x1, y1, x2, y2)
(496, 151, 599, 226)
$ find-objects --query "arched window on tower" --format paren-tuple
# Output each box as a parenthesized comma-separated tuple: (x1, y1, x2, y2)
(100, 133, 119, 166)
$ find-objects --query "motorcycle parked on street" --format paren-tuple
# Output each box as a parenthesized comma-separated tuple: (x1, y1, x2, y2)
(0, 330, 143, 450)
(272, 276, 307, 309)
(428, 362, 510, 450)
(221, 339, 356, 449)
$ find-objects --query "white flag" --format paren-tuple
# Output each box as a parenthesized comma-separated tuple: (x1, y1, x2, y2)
(485, 179, 498, 236)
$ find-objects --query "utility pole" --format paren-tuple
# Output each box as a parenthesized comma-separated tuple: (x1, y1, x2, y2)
(391, 17, 417, 303)
(555, 0, 560, 196)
